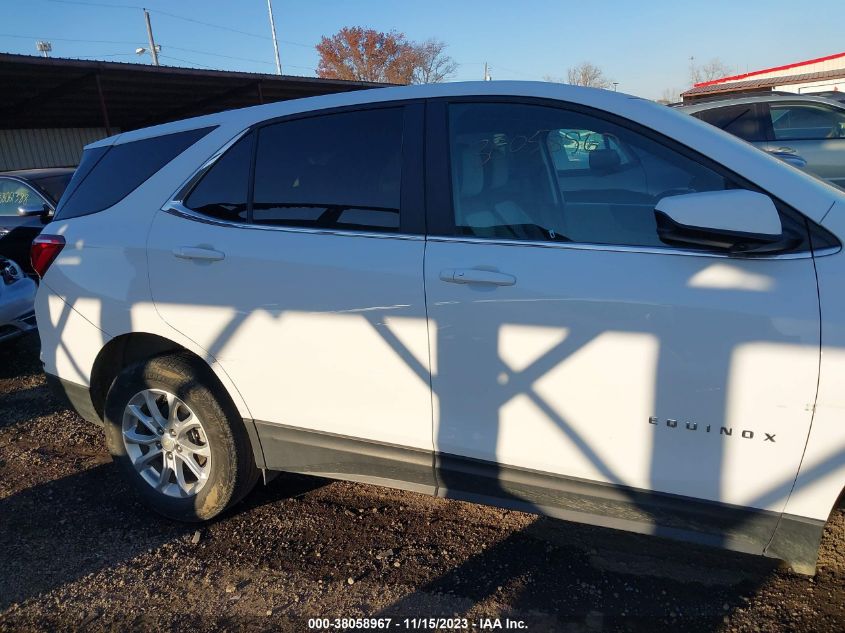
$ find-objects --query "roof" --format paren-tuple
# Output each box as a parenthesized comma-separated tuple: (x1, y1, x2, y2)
(0, 53, 389, 132)
(75, 79, 840, 225)
(0, 167, 76, 180)
(96, 80, 648, 146)
(678, 93, 845, 113)
(681, 68, 845, 99)
(693, 51, 845, 88)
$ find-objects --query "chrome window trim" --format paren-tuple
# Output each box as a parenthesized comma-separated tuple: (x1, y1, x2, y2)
(162, 202, 424, 242)
(426, 235, 837, 260)
(162, 203, 834, 256)
(163, 127, 836, 258)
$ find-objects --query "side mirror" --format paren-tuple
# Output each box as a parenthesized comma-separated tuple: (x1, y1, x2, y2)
(655, 190, 791, 254)
(17, 203, 50, 218)
(768, 149, 808, 170)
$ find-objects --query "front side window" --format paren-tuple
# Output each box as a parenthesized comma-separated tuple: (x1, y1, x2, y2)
(448, 102, 734, 247)
(0, 179, 43, 216)
(252, 108, 403, 231)
(769, 103, 845, 140)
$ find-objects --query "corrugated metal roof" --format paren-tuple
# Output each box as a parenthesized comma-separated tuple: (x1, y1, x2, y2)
(0, 53, 391, 132)
(681, 68, 845, 97)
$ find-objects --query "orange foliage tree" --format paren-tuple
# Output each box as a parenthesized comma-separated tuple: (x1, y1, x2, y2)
(316, 27, 455, 85)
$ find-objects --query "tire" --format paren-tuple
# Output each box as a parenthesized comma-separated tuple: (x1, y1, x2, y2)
(103, 353, 259, 521)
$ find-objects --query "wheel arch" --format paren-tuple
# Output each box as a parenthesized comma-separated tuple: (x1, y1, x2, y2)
(90, 332, 265, 471)
(89, 332, 249, 426)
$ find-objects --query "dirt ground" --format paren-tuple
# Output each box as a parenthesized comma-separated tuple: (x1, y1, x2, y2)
(1, 333, 844, 633)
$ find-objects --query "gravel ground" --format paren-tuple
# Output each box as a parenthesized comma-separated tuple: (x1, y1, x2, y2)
(1, 333, 844, 632)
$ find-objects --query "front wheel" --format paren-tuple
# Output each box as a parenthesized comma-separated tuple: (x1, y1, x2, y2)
(104, 353, 259, 521)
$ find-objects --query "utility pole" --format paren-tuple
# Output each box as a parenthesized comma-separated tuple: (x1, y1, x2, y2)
(143, 9, 160, 66)
(267, 0, 282, 75)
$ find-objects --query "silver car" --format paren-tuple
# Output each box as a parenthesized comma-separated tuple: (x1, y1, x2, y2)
(0, 257, 36, 343)
(680, 94, 845, 188)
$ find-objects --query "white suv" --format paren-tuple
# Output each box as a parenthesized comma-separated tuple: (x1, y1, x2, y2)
(35, 82, 845, 575)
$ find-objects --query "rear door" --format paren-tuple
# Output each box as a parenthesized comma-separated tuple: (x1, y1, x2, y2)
(148, 104, 434, 472)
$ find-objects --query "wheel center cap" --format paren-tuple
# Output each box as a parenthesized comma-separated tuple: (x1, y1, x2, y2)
(161, 434, 176, 451)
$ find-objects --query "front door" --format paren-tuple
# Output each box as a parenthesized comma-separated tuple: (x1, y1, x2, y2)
(424, 100, 820, 513)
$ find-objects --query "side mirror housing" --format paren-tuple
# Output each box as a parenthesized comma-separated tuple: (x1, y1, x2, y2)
(655, 190, 790, 254)
(17, 203, 51, 218)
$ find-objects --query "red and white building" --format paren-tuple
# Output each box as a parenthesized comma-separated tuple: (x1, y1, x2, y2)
(681, 51, 845, 102)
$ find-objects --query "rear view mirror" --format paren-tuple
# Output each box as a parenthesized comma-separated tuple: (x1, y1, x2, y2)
(655, 190, 792, 254)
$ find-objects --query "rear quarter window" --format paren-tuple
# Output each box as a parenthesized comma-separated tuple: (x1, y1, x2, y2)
(692, 104, 766, 142)
(55, 127, 215, 220)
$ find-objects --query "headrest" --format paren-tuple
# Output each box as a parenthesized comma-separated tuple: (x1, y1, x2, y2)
(458, 144, 484, 197)
(588, 148, 621, 172)
(489, 143, 509, 189)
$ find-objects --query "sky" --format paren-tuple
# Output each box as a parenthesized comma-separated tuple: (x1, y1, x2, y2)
(3, 0, 844, 100)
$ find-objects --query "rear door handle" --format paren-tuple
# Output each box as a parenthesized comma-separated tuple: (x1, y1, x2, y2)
(440, 268, 516, 286)
(172, 246, 225, 262)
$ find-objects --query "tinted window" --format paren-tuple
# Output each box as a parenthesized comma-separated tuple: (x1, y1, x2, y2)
(253, 108, 403, 231)
(0, 179, 43, 216)
(449, 102, 733, 247)
(56, 127, 214, 220)
(692, 104, 766, 142)
(185, 133, 254, 222)
(33, 174, 72, 204)
(770, 103, 845, 140)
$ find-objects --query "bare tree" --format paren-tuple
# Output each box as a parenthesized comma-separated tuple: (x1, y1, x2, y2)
(563, 62, 613, 89)
(412, 39, 457, 84)
(657, 87, 681, 104)
(689, 57, 732, 84)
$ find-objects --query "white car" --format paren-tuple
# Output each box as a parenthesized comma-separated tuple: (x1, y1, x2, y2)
(0, 257, 36, 343)
(34, 82, 845, 575)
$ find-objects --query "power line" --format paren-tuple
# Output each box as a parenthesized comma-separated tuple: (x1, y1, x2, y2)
(45, 0, 142, 8)
(42, 0, 313, 48)
(0, 32, 144, 45)
(74, 52, 138, 58)
(165, 45, 275, 66)
(157, 54, 214, 70)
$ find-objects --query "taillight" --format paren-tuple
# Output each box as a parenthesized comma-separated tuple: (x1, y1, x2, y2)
(31, 234, 66, 278)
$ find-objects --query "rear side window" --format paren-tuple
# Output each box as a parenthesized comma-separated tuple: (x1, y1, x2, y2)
(692, 104, 766, 142)
(770, 103, 845, 140)
(184, 133, 254, 223)
(33, 174, 72, 204)
(252, 108, 403, 231)
(56, 127, 214, 220)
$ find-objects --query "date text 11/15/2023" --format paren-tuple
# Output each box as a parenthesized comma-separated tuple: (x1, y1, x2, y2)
(307, 617, 529, 630)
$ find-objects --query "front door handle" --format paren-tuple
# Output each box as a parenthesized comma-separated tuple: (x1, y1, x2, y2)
(172, 246, 225, 262)
(440, 268, 516, 286)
